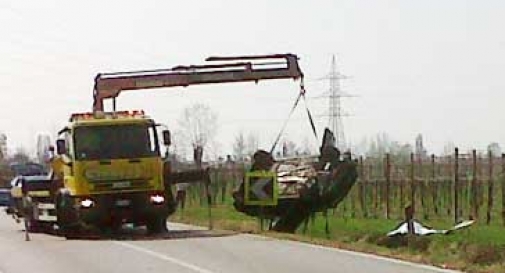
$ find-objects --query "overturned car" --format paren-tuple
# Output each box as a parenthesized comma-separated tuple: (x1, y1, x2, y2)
(233, 128, 358, 233)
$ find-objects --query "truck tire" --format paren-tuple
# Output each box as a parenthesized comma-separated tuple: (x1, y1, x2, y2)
(146, 215, 168, 234)
(96, 220, 122, 235)
(55, 193, 80, 237)
(28, 220, 53, 233)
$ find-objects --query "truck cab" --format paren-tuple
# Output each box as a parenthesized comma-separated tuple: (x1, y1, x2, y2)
(52, 110, 175, 233)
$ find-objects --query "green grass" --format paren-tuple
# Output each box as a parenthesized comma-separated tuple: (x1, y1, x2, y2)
(170, 200, 505, 273)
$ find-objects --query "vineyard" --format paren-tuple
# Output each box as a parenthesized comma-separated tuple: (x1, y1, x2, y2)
(342, 149, 504, 225)
(173, 149, 505, 272)
(186, 149, 505, 227)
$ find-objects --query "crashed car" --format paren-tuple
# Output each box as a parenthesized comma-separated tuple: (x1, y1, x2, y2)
(233, 128, 359, 233)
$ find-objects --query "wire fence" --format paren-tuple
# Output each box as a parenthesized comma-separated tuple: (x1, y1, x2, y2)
(350, 149, 505, 225)
(180, 149, 505, 227)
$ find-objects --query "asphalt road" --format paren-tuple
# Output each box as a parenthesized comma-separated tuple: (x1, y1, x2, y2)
(0, 212, 459, 273)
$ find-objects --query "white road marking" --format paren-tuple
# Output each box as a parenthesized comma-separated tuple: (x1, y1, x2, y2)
(115, 241, 216, 273)
(168, 222, 460, 272)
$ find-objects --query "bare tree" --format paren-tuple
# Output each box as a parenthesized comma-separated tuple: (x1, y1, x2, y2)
(487, 142, 501, 155)
(36, 133, 52, 164)
(0, 133, 6, 161)
(442, 141, 456, 156)
(300, 137, 316, 155)
(167, 129, 186, 163)
(282, 139, 298, 157)
(10, 147, 31, 164)
(233, 131, 246, 161)
(246, 132, 259, 156)
(206, 139, 222, 162)
(178, 103, 218, 166)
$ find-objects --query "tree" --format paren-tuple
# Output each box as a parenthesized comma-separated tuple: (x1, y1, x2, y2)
(487, 142, 501, 156)
(246, 132, 259, 156)
(353, 137, 370, 156)
(233, 131, 246, 161)
(300, 137, 314, 155)
(167, 130, 187, 164)
(390, 141, 413, 162)
(36, 133, 52, 164)
(178, 103, 218, 165)
(415, 134, 427, 158)
(0, 133, 6, 161)
(282, 138, 298, 157)
(364, 133, 413, 161)
(366, 133, 390, 158)
(205, 139, 222, 162)
(442, 141, 456, 156)
(10, 147, 31, 164)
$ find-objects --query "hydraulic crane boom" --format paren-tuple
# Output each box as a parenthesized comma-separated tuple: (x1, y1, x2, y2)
(93, 53, 303, 112)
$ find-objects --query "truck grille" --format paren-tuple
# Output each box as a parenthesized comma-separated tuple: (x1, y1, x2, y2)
(92, 180, 151, 192)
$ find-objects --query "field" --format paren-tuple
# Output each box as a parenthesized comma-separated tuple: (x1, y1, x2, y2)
(170, 150, 505, 273)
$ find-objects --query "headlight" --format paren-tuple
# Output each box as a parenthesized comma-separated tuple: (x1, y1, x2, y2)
(150, 194, 165, 204)
(80, 198, 94, 208)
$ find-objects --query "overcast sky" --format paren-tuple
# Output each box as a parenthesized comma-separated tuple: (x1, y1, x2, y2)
(1, 0, 504, 157)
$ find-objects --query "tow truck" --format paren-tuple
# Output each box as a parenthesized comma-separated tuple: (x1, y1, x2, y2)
(19, 54, 304, 236)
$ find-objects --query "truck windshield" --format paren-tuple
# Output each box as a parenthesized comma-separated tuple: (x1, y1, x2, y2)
(74, 124, 159, 160)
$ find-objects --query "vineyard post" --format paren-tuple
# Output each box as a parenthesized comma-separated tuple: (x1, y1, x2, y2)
(410, 153, 416, 212)
(471, 149, 478, 220)
(447, 155, 453, 216)
(454, 147, 459, 224)
(431, 154, 438, 215)
(418, 153, 426, 219)
(385, 153, 391, 219)
(486, 150, 493, 225)
(359, 156, 367, 217)
(502, 153, 505, 226)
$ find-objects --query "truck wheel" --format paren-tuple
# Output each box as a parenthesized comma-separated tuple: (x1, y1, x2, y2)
(55, 193, 80, 237)
(28, 220, 53, 233)
(146, 216, 168, 234)
(97, 220, 122, 235)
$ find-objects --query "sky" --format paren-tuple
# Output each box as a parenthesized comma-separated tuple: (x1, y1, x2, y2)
(1, 0, 504, 158)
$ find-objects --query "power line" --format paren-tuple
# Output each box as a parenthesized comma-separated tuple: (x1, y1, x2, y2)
(317, 55, 355, 151)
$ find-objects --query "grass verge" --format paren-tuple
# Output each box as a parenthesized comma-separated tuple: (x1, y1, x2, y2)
(170, 203, 505, 273)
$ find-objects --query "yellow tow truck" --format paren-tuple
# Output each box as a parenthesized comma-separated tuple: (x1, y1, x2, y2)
(49, 110, 174, 234)
(21, 54, 303, 236)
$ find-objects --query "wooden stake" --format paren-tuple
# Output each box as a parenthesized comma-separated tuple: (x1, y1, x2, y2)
(410, 153, 416, 212)
(385, 153, 391, 219)
(454, 147, 460, 224)
(472, 149, 478, 220)
(486, 150, 493, 225)
(502, 154, 505, 226)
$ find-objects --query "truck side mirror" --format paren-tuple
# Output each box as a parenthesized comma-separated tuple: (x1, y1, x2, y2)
(162, 130, 171, 146)
(56, 139, 66, 155)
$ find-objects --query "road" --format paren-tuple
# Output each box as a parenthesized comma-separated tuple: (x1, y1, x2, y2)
(0, 212, 459, 273)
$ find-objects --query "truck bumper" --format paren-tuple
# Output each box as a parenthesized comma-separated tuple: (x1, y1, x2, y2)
(76, 191, 176, 226)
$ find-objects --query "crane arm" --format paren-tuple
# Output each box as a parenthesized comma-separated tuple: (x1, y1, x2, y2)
(93, 53, 303, 112)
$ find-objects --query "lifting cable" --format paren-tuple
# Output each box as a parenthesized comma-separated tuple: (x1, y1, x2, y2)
(269, 78, 318, 154)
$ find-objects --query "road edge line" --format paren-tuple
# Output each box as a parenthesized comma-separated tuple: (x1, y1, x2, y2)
(168, 221, 460, 273)
(114, 241, 215, 273)
(243, 233, 461, 273)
